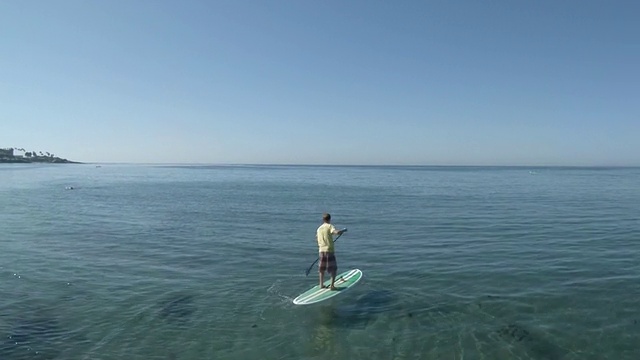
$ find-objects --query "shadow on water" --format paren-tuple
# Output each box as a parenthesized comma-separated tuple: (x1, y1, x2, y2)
(0, 291, 197, 360)
(0, 314, 87, 360)
(0, 282, 95, 360)
(308, 288, 571, 359)
(319, 290, 398, 329)
(316, 292, 570, 359)
(464, 295, 569, 360)
(157, 293, 197, 324)
(494, 322, 568, 360)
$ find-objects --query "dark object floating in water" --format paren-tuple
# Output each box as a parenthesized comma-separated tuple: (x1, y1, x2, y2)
(252, 324, 257, 328)
(158, 294, 196, 322)
(497, 323, 530, 342)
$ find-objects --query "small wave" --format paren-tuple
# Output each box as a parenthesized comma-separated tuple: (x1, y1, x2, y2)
(266, 280, 295, 303)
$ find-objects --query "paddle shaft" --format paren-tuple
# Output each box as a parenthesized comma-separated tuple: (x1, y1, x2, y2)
(305, 230, 345, 276)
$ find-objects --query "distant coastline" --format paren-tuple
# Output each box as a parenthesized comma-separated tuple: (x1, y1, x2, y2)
(0, 148, 80, 164)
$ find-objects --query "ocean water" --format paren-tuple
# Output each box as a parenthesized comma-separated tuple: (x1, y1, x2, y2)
(0, 164, 639, 360)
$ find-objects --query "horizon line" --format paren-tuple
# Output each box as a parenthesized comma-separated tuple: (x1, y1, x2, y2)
(52, 161, 640, 169)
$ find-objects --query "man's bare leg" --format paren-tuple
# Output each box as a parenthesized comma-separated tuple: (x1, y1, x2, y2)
(329, 271, 337, 290)
(319, 271, 326, 288)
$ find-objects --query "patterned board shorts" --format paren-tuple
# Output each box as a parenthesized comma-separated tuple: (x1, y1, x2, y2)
(318, 252, 337, 273)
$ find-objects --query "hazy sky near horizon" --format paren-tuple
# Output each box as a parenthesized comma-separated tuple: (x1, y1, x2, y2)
(2, 1, 638, 165)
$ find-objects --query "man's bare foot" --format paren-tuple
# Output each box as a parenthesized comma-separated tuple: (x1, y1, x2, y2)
(330, 286, 337, 291)
(319, 285, 327, 289)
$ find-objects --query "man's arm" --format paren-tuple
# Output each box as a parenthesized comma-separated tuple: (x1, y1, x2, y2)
(333, 228, 347, 236)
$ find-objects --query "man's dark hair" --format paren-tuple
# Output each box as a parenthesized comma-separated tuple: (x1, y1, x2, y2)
(323, 213, 331, 222)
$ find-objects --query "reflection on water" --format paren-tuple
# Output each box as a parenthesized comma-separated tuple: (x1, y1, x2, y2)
(310, 317, 336, 354)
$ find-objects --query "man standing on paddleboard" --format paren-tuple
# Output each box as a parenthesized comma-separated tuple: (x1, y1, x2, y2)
(317, 213, 346, 290)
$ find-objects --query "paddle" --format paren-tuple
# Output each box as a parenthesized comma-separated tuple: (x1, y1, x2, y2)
(305, 228, 347, 276)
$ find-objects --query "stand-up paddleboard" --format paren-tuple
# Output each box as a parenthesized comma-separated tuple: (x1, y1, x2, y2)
(293, 269, 363, 305)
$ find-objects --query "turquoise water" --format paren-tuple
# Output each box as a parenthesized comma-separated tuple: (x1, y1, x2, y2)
(1, 164, 639, 359)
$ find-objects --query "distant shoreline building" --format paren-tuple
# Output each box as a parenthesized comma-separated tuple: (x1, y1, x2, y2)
(0, 147, 77, 163)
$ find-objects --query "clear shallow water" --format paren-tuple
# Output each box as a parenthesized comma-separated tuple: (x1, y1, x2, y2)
(1, 164, 639, 359)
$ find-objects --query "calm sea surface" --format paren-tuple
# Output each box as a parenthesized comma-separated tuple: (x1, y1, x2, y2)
(0, 164, 639, 359)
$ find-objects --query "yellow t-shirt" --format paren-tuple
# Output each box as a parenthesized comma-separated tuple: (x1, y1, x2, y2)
(316, 223, 336, 252)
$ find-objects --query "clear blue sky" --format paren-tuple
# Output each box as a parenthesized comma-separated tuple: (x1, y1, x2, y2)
(2, 1, 638, 165)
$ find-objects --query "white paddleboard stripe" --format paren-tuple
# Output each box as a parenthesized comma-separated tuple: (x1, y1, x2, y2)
(296, 269, 361, 305)
(293, 268, 362, 305)
(295, 269, 359, 304)
(295, 269, 357, 303)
